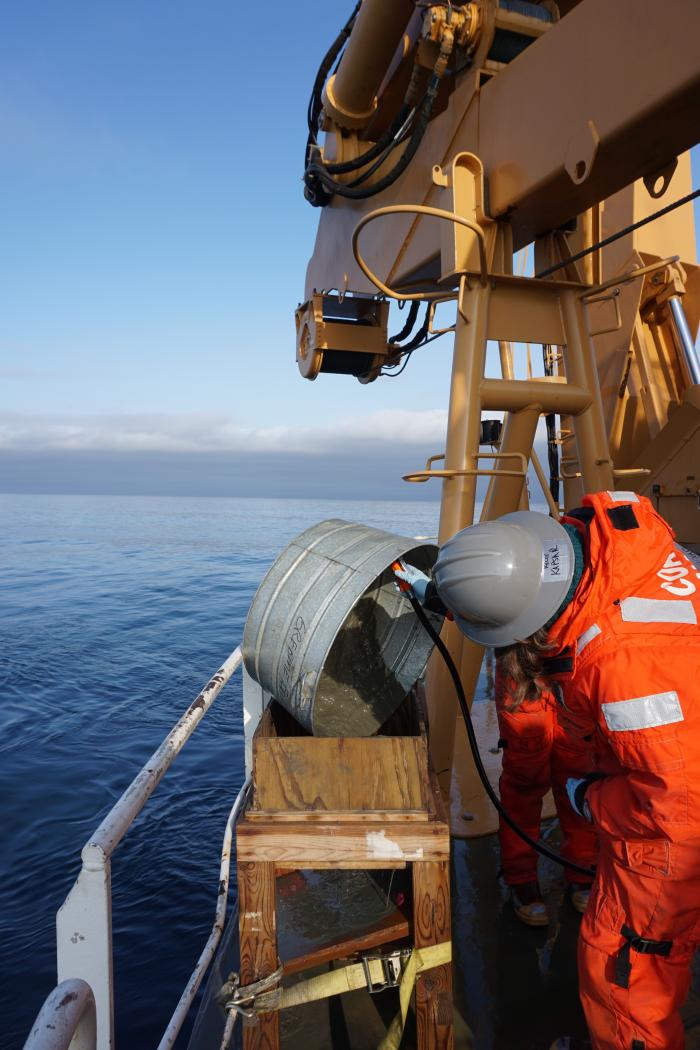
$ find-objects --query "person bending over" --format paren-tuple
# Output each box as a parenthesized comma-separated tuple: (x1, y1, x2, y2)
(398, 491, 700, 1050)
(493, 659, 596, 925)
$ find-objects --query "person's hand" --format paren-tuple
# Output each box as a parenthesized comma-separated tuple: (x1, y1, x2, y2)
(566, 775, 604, 821)
(566, 777, 592, 820)
(393, 564, 431, 604)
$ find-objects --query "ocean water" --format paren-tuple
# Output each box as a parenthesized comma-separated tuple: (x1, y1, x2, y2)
(0, 493, 444, 1049)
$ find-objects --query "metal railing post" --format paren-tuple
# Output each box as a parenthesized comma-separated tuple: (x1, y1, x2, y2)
(23, 979, 96, 1050)
(56, 849, 114, 1050)
(48, 646, 243, 1050)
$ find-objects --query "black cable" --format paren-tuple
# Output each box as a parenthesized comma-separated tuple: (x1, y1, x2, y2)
(308, 79, 435, 200)
(407, 593, 596, 878)
(397, 302, 431, 351)
(379, 327, 447, 377)
(306, 73, 441, 204)
(535, 188, 700, 280)
(382, 326, 449, 377)
(322, 104, 414, 176)
(303, 2, 419, 208)
(305, 2, 361, 186)
(345, 117, 415, 187)
(381, 303, 435, 376)
(389, 300, 420, 344)
(542, 344, 560, 505)
(307, 2, 360, 139)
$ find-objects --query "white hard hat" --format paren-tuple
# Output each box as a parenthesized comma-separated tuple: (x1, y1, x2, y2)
(433, 511, 575, 646)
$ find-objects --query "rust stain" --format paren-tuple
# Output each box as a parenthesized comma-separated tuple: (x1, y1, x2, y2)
(58, 991, 79, 1008)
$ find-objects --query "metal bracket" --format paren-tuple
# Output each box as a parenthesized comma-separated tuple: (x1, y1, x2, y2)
(427, 298, 457, 336)
(361, 949, 411, 994)
(586, 287, 622, 337)
(580, 256, 679, 301)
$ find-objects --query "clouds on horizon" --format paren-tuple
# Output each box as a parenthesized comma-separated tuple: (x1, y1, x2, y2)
(0, 410, 556, 502)
(0, 409, 449, 454)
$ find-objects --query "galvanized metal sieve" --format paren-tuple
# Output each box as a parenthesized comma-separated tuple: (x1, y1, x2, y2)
(242, 519, 442, 736)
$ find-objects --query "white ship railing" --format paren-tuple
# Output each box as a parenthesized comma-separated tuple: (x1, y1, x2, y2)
(24, 980, 96, 1050)
(25, 646, 246, 1050)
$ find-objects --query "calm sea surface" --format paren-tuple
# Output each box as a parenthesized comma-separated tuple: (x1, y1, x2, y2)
(0, 493, 445, 1048)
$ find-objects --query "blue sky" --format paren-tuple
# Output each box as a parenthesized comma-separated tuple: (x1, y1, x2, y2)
(0, 3, 698, 497)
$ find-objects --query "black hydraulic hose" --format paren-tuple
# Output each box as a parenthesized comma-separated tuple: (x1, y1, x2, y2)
(305, 4, 416, 183)
(307, 74, 441, 202)
(322, 104, 414, 176)
(345, 122, 415, 187)
(307, 2, 360, 137)
(407, 593, 596, 878)
(381, 303, 433, 376)
(389, 300, 421, 344)
(397, 302, 431, 351)
(305, 2, 361, 179)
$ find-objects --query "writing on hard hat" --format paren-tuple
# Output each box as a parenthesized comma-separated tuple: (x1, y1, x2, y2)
(432, 511, 575, 646)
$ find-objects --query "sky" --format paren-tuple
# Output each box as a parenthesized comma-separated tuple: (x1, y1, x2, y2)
(0, 3, 698, 499)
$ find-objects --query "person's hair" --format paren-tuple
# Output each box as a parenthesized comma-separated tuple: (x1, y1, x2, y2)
(495, 627, 553, 709)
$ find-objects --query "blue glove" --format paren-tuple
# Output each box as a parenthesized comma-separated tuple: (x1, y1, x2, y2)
(394, 565, 431, 604)
(566, 776, 596, 821)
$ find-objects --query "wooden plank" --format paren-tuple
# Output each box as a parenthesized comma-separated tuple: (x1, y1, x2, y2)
(275, 861, 408, 870)
(253, 707, 277, 739)
(281, 909, 410, 977)
(238, 860, 279, 1050)
(252, 736, 429, 814)
(236, 819, 450, 866)
(246, 809, 429, 823)
(412, 861, 453, 1050)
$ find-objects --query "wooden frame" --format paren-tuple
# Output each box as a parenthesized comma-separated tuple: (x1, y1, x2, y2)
(236, 700, 452, 1049)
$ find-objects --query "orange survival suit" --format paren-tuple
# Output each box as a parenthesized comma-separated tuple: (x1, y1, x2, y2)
(495, 668, 597, 887)
(545, 491, 700, 1050)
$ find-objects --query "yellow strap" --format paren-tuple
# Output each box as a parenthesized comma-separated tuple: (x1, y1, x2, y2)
(378, 943, 452, 1050)
(272, 957, 386, 1010)
(252, 940, 451, 1049)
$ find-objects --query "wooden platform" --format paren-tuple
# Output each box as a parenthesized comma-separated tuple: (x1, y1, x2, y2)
(236, 698, 453, 1049)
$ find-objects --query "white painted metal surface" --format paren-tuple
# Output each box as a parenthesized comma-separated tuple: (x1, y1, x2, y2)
(156, 775, 252, 1050)
(243, 666, 270, 776)
(23, 979, 96, 1050)
(52, 646, 243, 1050)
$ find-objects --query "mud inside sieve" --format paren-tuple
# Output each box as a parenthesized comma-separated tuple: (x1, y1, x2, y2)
(312, 546, 441, 736)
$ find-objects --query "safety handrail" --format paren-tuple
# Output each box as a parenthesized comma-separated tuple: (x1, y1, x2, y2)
(87, 646, 243, 861)
(39, 646, 245, 1050)
(403, 449, 528, 483)
(23, 979, 96, 1050)
(352, 203, 489, 298)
